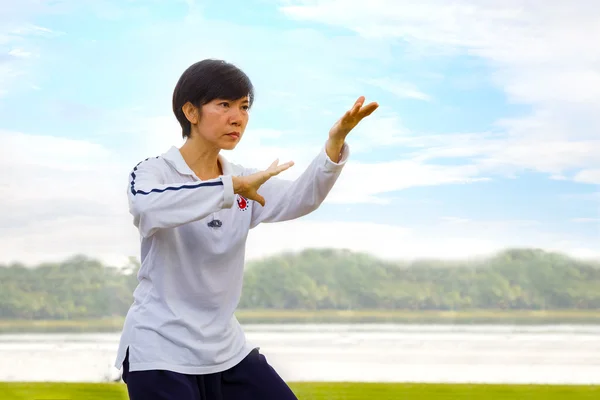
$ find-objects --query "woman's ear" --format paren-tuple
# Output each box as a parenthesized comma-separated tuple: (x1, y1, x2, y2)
(182, 102, 199, 124)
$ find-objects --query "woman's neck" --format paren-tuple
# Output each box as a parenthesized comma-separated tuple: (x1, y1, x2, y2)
(179, 136, 222, 180)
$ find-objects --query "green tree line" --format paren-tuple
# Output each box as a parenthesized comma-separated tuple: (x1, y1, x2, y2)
(1, 248, 599, 320)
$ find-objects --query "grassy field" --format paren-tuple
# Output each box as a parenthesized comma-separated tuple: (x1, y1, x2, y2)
(2, 309, 600, 333)
(1, 382, 599, 399)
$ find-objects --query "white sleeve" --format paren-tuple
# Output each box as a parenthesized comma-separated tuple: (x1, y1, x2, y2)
(249, 142, 349, 229)
(128, 158, 235, 237)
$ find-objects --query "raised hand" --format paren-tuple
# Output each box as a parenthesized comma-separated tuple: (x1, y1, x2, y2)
(329, 96, 379, 142)
(232, 159, 295, 206)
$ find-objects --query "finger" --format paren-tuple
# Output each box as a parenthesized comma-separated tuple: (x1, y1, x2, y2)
(255, 194, 265, 207)
(350, 97, 363, 116)
(269, 159, 279, 169)
(358, 102, 379, 118)
(271, 161, 294, 176)
(276, 160, 294, 173)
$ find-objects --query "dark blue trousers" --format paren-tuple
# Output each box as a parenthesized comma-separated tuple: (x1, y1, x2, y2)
(122, 348, 298, 400)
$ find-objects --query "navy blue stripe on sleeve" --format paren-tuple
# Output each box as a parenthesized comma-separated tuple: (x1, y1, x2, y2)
(130, 158, 223, 196)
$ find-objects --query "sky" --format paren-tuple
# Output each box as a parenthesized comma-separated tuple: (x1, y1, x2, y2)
(1, 0, 599, 266)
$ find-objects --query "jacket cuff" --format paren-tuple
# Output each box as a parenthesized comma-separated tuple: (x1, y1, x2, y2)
(322, 141, 350, 170)
(221, 175, 235, 208)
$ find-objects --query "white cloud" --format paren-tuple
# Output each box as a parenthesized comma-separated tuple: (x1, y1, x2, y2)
(225, 119, 489, 205)
(438, 217, 541, 233)
(550, 241, 600, 261)
(365, 78, 431, 101)
(1, 130, 114, 170)
(121, 114, 186, 160)
(246, 220, 507, 261)
(0, 20, 56, 95)
(246, 219, 600, 262)
(8, 48, 32, 58)
(1, 0, 598, 266)
(567, 247, 600, 260)
(571, 218, 600, 223)
(574, 169, 600, 185)
(560, 192, 600, 202)
(411, 132, 600, 179)
(346, 111, 412, 152)
(0, 130, 595, 266)
(7, 24, 59, 37)
(440, 216, 471, 224)
(279, 0, 600, 184)
(0, 131, 136, 266)
(328, 160, 487, 204)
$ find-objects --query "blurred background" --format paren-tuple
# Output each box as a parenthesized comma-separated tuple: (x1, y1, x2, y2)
(1, 0, 599, 388)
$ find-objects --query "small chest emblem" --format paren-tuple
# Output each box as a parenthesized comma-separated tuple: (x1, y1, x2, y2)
(237, 195, 249, 211)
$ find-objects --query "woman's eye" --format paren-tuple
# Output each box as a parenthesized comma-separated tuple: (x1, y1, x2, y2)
(220, 102, 230, 108)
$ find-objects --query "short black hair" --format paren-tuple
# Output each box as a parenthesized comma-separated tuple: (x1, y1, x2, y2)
(172, 59, 254, 138)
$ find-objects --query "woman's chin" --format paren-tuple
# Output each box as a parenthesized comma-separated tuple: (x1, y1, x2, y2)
(219, 141, 239, 151)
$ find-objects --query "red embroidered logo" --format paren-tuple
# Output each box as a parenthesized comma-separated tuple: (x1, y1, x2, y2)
(237, 195, 248, 211)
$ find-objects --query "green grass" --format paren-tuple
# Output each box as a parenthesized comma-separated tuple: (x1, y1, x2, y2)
(1, 382, 599, 399)
(0, 382, 126, 400)
(3, 309, 600, 333)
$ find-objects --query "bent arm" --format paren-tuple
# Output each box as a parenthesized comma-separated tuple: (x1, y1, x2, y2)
(128, 159, 235, 237)
(249, 142, 349, 228)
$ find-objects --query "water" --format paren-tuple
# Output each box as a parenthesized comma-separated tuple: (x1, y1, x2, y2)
(1, 324, 599, 384)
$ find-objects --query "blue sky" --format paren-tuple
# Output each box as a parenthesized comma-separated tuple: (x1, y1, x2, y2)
(1, 0, 598, 265)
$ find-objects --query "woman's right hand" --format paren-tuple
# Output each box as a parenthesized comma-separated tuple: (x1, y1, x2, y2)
(232, 159, 295, 207)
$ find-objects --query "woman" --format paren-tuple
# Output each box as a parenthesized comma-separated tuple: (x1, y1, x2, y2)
(114, 59, 378, 399)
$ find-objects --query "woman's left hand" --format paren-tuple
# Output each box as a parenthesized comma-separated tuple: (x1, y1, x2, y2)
(329, 96, 379, 142)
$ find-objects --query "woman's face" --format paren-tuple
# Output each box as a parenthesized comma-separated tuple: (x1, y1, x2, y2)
(187, 96, 250, 150)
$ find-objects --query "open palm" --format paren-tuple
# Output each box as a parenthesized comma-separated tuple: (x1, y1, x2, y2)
(233, 159, 295, 206)
(329, 96, 379, 141)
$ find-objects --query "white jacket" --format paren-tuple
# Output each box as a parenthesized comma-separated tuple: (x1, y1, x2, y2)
(114, 141, 349, 374)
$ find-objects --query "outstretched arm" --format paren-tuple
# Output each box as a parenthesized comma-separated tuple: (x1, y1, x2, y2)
(248, 96, 378, 228)
(248, 142, 349, 228)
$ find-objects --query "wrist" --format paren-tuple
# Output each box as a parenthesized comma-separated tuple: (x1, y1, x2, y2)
(232, 176, 242, 194)
(328, 135, 345, 145)
(326, 137, 345, 163)
(327, 137, 345, 152)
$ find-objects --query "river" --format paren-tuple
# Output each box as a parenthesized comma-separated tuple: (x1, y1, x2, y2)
(1, 324, 599, 384)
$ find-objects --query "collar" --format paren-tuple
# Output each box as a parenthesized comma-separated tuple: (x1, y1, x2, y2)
(162, 146, 233, 177)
